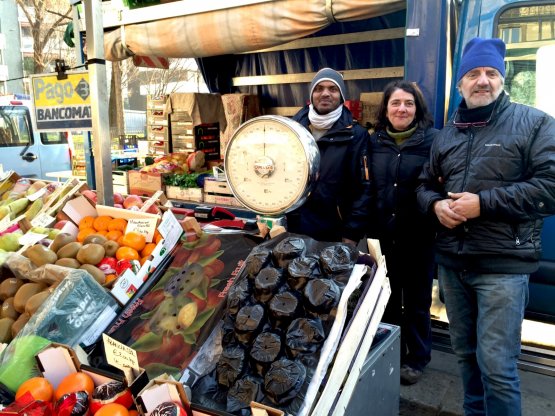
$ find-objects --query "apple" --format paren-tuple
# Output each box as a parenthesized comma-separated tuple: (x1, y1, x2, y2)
(114, 203, 124, 209)
(123, 194, 143, 209)
(53, 220, 68, 230)
(113, 192, 124, 205)
(145, 204, 160, 215)
(82, 189, 97, 203)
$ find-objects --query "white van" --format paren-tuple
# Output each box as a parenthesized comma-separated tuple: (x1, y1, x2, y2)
(0, 94, 71, 179)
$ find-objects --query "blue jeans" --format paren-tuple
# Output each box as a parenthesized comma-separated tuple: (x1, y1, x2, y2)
(438, 265, 529, 416)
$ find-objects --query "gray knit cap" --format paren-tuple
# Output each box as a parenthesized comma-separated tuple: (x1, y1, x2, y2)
(310, 68, 346, 104)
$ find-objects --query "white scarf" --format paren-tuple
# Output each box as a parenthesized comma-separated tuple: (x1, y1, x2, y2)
(308, 104, 343, 130)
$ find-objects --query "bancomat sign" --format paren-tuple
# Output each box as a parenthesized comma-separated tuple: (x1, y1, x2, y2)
(31, 71, 92, 131)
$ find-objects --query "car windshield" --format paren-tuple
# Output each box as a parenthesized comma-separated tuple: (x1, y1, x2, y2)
(0, 106, 32, 147)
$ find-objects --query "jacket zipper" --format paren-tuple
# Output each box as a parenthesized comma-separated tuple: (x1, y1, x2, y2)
(458, 130, 474, 255)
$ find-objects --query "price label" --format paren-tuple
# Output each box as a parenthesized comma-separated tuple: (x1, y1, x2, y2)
(0, 215, 11, 233)
(31, 213, 56, 228)
(18, 231, 48, 246)
(27, 187, 47, 201)
(102, 333, 139, 370)
(125, 218, 157, 242)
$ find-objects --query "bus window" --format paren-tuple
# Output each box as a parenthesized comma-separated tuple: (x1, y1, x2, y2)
(497, 3, 555, 107)
(0, 106, 33, 147)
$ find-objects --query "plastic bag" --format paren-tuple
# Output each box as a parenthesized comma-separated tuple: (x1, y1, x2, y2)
(263, 358, 306, 405)
(226, 375, 264, 414)
(285, 318, 325, 358)
(287, 256, 321, 290)
(272, 236, 306, 268)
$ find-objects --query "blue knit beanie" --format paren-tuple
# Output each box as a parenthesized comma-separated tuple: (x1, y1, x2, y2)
(310, 68, 346, 104)
(457, 37, 506, 82)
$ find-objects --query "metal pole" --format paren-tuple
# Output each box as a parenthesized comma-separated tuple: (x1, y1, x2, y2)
(84, 0, 113, 206)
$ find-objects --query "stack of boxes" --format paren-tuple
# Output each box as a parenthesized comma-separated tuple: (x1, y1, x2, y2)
(146, 95, 170, 155)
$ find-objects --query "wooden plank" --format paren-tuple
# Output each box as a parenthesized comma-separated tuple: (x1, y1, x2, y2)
(232, 67, 404, 87)
(331, 280, 391, 415)
(310, 245, 389, 416)
(247, 27, 405, 53)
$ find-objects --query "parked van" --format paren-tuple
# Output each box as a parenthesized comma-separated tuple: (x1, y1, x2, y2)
(0, 94, 71, 178)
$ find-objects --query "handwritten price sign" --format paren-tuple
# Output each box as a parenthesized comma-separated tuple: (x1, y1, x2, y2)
(102, 333, 139, 370)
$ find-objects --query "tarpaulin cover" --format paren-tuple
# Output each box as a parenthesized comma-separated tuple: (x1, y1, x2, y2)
(104, 0, 405, 61)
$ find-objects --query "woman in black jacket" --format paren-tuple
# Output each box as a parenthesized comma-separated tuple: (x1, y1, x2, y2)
(368, 80, 437, 384)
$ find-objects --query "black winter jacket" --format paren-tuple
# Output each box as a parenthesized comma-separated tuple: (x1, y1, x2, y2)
(286, 105, 371, 242)
(417, 92, 555, 273)
(368, 126, 438, 246)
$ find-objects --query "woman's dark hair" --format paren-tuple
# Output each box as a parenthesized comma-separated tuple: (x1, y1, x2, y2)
(374, 80, 433, 131)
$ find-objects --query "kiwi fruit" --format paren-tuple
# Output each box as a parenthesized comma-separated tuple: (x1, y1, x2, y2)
(57, 242, 82, 259)
(83, 234, 108, 245)
(13, 283, 47, 313)
(76, 243, 105, 265)
(103, 240, 119, 258)
(26, 244, 58, 266)
(79, 264, 106, 285)
(11, 313, 30, 337)
(55, 258, 82, 269)
(50, 233, 76, 253)
(0, 317, 15, 343)
(25, 290, 51, 316)
(1, 297, 19, 320)
(0, 278, 24, 301)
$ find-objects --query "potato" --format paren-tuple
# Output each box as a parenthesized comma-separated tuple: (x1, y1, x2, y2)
(13, 283, 46, 313)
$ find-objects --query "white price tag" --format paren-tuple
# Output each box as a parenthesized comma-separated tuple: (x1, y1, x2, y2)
(19, 231, 48, 246)
(27, 187, 47, 202)
(158, 210, 182, 250)
(125, 218, 157, 242)
(31, 213, 56, 228)
(0, 215, 11, 233)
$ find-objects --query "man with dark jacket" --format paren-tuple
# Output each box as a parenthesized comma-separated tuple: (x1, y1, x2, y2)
(287, 68, 371, 244)
(417, 38, 555, 415)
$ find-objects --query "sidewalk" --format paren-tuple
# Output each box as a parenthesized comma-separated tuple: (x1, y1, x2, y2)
(399, 349, 555, 415)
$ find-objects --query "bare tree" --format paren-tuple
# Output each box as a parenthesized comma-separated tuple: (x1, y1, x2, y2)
(16, 0, 74, 74)
(121, 58, 206, 99)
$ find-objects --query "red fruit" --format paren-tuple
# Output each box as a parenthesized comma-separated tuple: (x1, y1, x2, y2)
(82, 190, 98, 203)
(90, 381, 133, 414)
(97, 257, 118, 275)
(123, 195, 143, 209)
(186, 293, 207, 312)
(151, 401, 188, 416)
(200, 238, 222, 257)
(171, 248, 191, 268)
(141, 289, 165, 309)
(204, 259, 225, 279)
(206, 289, 222, 309)
(54, 220, 69, 230)
(113, 193, 124, 205)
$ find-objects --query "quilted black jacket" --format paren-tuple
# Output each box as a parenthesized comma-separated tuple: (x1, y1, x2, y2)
(417, 92, 555, 273)
(286, 105, 371, 243)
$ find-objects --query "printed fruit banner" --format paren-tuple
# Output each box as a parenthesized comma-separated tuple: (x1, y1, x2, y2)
(101, 232, 258, 379)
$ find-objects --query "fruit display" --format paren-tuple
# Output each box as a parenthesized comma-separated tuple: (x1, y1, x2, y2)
(190, 234, 359, 415)
(80, 190, 162, 214)
(139, 151, 205, 174)
(95, 232, 258, 380)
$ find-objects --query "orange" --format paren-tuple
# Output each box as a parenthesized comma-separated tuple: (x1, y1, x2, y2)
(93, 215, 113, 232)
(153, 229, 163, 244)
(106, 230, 123, 242)
(117, 235, 126, 246)
(116, 246, 140, 261)
(16, 377, 54, 402)
(105, 273, 118, 284)
(79, 216, 95, 230)
(54, 372, 94, 401)
(128, 410, 139, 416)
(122, 232, 146, 251)
(141, 243, 157, 258)
(94, 403, 129, 416)
(108, 217, 128, 232)
(140, 256, 149, 266)
(77, 227, 96, 242)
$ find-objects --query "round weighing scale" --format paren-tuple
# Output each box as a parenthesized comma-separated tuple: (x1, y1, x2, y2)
(224, 115, 320, 216)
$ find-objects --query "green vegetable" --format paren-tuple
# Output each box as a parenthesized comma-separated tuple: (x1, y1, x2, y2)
(164, 172, 201, 189)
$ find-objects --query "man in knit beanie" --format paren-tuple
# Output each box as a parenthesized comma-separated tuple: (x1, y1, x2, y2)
(418, 37, 555, 415)
(286, 68, 371, 245)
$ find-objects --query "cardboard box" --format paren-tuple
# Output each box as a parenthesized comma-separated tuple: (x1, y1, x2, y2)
(136, 378, 191, 416)
(203, 193, 242, 207)
(35, 343, 81, 390)
(128, 171, 166, 197)
(203, 179, 233, 196)
(165, 185, 203, 202)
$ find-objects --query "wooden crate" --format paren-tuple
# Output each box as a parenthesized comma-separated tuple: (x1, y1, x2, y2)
(165, 185, 203, 202)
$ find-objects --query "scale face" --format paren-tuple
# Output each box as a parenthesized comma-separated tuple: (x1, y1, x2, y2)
(224, 115, 320, 216)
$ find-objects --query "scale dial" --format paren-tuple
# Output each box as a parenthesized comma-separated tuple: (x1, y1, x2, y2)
(224, 116, 320, 215)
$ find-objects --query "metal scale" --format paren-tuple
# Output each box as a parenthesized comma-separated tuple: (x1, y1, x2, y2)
(224, 116, 320, 220)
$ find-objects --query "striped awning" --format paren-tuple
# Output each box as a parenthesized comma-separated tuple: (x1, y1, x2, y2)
(104, 0, 405, 61)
